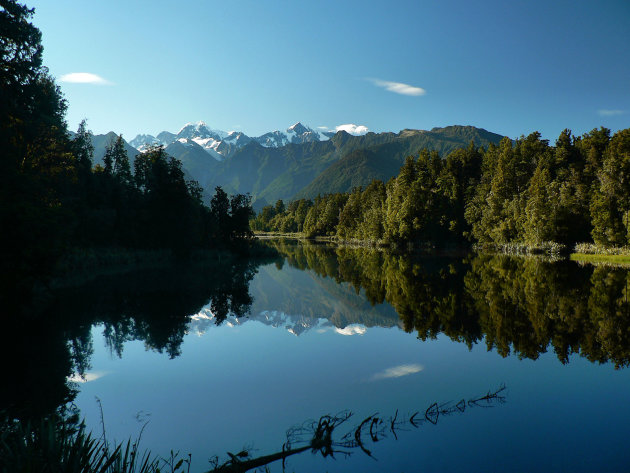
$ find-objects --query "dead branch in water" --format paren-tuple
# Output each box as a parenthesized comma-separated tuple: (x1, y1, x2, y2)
(208, 385, 507, 473)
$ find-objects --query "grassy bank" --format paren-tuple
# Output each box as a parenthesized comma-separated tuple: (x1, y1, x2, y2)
(570, 243, 630, 266)
(257, 233, 630, 266)
(570, 253, 630, 266)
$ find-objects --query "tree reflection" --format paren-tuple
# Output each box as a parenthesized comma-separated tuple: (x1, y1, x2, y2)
(0, 254, 276, 420)
(268, 240, 630, 368)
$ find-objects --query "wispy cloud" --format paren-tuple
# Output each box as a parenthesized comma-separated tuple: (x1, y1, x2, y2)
(370, 363, 423, 381)
(60, 72, 112, 85)
(368, 78, 426, 96)
(335, 123, 369, 135)
(598, 109, 625, 116)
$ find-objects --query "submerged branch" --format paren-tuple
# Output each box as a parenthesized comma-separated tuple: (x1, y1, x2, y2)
(208, 385, 507, 473)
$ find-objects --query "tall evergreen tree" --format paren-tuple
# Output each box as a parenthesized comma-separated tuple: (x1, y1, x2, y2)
(591, 129, 630, 246)
(111, 135, 132, 186)
(1, 0, 75, 302)
(71, 119, 94, 171)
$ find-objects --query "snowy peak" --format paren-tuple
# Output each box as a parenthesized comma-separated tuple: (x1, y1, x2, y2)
(174, 122, 231, 161)
(156, 131, 175, 144)
(254, 130, 290, 148)
(224, 131, 252, 146)
(130, 121, 326, 160)
(129, 134, 158, 150)
(252, 122, 325, 147)
(288, 122, 309, 134)
(284, 122, 322, 144)
(177, 121, 227, 141)
(129, 133, 169, 152)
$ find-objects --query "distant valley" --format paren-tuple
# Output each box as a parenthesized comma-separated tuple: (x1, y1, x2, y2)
(85, 121, 505, 208)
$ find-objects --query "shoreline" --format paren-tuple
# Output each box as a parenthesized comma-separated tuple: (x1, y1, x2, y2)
(255, 233, 630, 266)
(50, 243, 277, 289)
(570, 253, 630, 267)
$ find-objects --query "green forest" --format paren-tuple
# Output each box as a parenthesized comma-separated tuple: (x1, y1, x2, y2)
(252, 129, 630, 251)
(0, 2, 255, 303)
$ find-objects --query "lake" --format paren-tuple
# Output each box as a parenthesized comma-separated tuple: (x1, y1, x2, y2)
(4, 240, 630, 472)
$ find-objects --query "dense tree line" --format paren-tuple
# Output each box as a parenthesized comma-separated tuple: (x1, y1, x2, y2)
(0, 2, 253, 303)
(253, 129, 630, 249)
(72, 123, 253, 254)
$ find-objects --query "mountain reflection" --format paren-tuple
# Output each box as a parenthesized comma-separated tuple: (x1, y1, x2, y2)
(265, 240, 630, 368)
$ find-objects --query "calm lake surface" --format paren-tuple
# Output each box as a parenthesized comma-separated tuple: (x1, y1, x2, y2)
(8, 240, 630, 472)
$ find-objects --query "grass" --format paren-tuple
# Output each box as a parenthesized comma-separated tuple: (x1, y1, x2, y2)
(570, 253, 630, 266)
(570, 243, 630, 266)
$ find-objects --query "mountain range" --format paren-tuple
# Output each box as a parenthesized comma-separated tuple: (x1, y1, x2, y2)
(128, 121, 333, 161)
(87, 122, 505, 208)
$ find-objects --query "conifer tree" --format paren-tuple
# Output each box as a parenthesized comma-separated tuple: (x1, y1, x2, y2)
(72, 119, 94, 171)
(524, 165, 553, 245)
(111, 135, 132, 186)
(591, 129, 630, 246)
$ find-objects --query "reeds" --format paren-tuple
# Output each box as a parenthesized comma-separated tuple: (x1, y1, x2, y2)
(0, 413, 190, 473)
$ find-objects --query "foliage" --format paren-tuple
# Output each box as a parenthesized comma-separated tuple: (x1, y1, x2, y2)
(267, 240, 630, 368)
(0, 412, 193, 473)
(200, 126, 504, 205)
(254, 127, 630, 251)
(0, 0, 257, 306)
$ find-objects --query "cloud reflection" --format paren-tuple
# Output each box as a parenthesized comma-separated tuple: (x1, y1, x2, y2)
(67, 371, 110, 383)
(335, 324, 367, 336)
(371, 363, 423, 381)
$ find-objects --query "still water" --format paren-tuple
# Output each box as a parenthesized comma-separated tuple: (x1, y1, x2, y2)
(15, 241, 630, 472)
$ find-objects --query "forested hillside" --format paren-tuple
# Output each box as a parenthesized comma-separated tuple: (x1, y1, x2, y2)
(200, 125, 504, 206)
(253, 129, 630, 250)
(296, 126, 504, 198)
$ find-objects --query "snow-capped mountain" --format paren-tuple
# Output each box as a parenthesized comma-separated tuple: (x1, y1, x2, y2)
(173, 121, 229, 161)
(253, 122, 325, 147)
(156, 131, 176, 144)
(129, 133, 172, 152)
(284, 122, 325, 144)
(130, 121, 330, 161)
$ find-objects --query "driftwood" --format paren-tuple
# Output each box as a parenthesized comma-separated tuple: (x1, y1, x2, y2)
(208, 384, 507, 473)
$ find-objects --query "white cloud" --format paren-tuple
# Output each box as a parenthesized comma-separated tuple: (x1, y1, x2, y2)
(317, 126, 330, 130)
(335, 123, 369, 135)
(371, 363, 423, 381)
(60, 72, 112, 85)
(369, 78, 426, 96)
(335, 324, 367, 336)
(598, 109, 625, 116)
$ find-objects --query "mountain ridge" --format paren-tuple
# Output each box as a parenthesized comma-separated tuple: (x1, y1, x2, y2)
(85, 124, 505, 205)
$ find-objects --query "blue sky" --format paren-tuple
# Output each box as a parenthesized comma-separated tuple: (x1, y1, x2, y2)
(29, 0, 629, 141)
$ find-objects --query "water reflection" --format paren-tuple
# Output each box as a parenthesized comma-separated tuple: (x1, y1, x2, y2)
(265, 240, 630, 368)
(2, 241, 630, 471)
(0, 255, 275, 420)
(3, 240, 629, 422)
